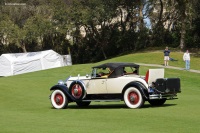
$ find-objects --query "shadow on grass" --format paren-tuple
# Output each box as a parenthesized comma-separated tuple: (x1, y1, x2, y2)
(143, 103, 177, 109)
(68, 104, 127, 109)
(51, 103, 177, 110)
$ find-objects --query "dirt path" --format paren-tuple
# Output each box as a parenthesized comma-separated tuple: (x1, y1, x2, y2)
(137, 63, 200, 74)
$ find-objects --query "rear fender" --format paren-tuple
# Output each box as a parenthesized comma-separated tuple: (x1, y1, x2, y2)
(122, 82, 149, 100)
(50, 85, 77, 102)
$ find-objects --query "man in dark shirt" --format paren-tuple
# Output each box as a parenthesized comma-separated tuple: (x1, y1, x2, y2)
(164, 47, 170, 66)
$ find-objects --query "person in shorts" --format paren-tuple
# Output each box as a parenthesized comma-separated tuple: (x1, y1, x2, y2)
(164, 47, 170, 66)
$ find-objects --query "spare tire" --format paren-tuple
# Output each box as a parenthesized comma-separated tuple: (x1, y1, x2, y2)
(69, 81, 86, 100)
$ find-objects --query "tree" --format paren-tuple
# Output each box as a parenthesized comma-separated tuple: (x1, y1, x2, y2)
(23, 15, 54, 51)
(67, 0, 119, 59)
(0, 15, 26, 52)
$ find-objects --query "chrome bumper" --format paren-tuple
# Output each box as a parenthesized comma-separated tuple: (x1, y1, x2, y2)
(149, 94, 178, 100)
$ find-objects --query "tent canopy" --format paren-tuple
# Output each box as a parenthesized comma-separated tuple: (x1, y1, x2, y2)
(0, 50, 69, 76)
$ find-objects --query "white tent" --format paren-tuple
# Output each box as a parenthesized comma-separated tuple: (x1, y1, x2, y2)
(0, 50, 68, 76)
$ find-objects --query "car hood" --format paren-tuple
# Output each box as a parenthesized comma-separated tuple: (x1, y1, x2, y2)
(68, 75, 91, 81)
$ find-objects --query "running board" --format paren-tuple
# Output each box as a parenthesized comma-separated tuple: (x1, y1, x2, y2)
(82, 99, 122, 102)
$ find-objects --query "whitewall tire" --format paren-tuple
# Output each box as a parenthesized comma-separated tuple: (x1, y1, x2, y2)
(124, 87, 144, 108)
(50, 90, 68, 109)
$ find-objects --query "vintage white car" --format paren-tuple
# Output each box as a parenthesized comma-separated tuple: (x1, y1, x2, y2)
(50, 63, 181, 109)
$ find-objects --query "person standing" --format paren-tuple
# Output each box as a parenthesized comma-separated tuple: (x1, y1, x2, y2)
(183, 50, 190, 70)
(164, 47, 170, 66)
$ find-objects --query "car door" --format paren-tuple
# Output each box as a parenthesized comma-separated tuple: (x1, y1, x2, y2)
(106, 77, 124, 93)
(106, 77, 133, 93)
(86, 78, 107, 94)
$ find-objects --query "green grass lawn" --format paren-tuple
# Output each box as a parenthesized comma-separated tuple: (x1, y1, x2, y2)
(0, 52, 200, 133)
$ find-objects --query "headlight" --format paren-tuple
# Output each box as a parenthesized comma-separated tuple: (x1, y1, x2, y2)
(58, 80, 64, 85)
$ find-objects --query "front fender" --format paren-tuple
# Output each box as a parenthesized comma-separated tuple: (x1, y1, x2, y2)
(50, 85, 77, 102)
(122, 81, 149, 100)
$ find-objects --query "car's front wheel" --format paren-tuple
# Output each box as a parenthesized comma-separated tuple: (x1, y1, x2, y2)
(50, 90, 68, 109)
(124, 87, 144, 108)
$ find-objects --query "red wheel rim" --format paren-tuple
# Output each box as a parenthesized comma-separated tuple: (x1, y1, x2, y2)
(71, 84, 82, 99)
(128, 92, 139, 105)
(54, 93, 64, 105)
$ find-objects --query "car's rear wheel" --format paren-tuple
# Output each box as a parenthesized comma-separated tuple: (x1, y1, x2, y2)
(50, 90, 68, 109)
(148, 99, 166, 106)
(76, 101, 91, 107)
(124, 87, 144, 108)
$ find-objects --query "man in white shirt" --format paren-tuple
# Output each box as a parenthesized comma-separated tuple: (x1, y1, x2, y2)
(183, 50, 190, 70)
